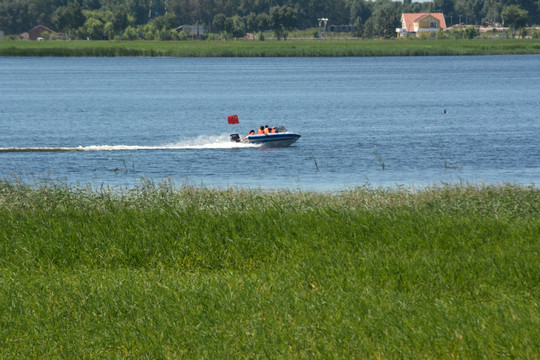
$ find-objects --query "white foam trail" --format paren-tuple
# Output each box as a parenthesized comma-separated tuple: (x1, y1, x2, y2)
(164, 134, 259, 149)
(0, 134, 259, 153)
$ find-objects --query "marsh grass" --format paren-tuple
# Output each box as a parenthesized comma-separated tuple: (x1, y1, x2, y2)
(0, 180, 538, 358)
(373, 150, 385, 170)
(1, 39, 540, 57)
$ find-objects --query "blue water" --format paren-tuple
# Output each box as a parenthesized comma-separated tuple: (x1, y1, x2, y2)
(1, 56, 539, 190)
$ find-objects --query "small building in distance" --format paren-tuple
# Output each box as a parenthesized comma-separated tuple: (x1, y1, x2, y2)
(28, 25, 55, 40)
(396, 13, 446, 38)
(175, 24, 206, 39)
(188, 24, 206, 38)
(328, 25, 357, 33)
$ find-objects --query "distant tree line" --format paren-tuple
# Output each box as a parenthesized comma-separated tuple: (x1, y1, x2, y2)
(0, 0, 539, 39)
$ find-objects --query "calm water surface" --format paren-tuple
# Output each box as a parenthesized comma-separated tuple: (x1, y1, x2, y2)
(0, 56, 539, 190)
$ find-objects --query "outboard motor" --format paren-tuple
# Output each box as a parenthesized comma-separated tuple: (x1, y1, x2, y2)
(230, 134, 241, 142)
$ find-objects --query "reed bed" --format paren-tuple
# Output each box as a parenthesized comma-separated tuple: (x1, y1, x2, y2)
(1, 39, 540, 57)
(0, 180, 538, 358)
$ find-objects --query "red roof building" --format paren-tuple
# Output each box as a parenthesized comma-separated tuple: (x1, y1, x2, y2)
(396, 13, 446, 37)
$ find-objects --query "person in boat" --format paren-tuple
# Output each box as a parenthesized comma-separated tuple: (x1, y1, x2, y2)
(264, 125, 270, 134)
(248, 130, 255, 136)
(257, 126, 264, 135)
(271, 127, 277, 133)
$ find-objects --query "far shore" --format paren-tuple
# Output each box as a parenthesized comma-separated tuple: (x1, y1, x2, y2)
(1, 38, 540, 57)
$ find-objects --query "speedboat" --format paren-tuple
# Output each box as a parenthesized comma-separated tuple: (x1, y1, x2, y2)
(230, 126, 301, 147)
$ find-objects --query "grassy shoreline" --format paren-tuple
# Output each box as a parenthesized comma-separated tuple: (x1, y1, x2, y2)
(1, 180, 539, 358)
(1, 38, 540, 57)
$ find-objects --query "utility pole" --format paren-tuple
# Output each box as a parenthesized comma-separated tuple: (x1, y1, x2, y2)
(318, 18, 328, 40)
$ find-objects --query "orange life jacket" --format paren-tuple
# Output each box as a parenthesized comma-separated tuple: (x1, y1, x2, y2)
(257, 129, 264, 134)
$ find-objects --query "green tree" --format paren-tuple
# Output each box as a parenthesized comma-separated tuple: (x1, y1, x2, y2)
(246, 12, 258, 33)
(212, 13, 227, 32)
(482, 0, 503, 25)
(432, 0, 455, 16)
(27, 0, 63, 27)
(151, 13, 177, 31)
(80, 0, 102, 11)
(502, 4, 528, 37)
(454, 0, 475, 25)
(139, 23, 157, 40)
(436, 27, 447, 39)
(353, 16, 364, 38)
(80, 18, 105, 40)
(0, 1, 32, 35)
(40, 30, 50, 40)
(464, 25, 479, 38)
(52, 2, 85, 37)
(371, 0, 399, 38)
(112, 8, 129, 36)
(125, 0, 149, 25)
(349, 0, 371, 25)
(82, 9, 114, 25)
(76, 9, 116, 39)
(270, 5, 297, 40)
(122, 25, 140, 40)
(256, 13, 271, 31)
(363, 17, 376, 38)
(148, 0, 167, 20)
(230, 15, 246, 38)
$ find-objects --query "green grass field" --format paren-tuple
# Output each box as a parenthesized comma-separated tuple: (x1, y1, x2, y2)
(1, 38, 540, 57)
(0, 180, 538, 358)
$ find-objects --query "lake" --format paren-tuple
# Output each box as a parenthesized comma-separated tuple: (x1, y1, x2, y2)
(0, 55, 539, 191)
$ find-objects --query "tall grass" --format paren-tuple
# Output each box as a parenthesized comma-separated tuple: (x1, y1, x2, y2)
(0, 180, 538, 358)
(1, 39, 540, 57)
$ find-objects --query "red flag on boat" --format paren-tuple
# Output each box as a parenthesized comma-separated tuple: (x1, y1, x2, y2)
(227, 114, 239, 125)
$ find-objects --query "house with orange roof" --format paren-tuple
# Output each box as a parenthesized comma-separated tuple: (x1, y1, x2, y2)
(396, 13, 446, 38)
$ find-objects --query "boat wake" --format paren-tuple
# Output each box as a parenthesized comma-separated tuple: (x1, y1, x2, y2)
(0, 134, 259, 153)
